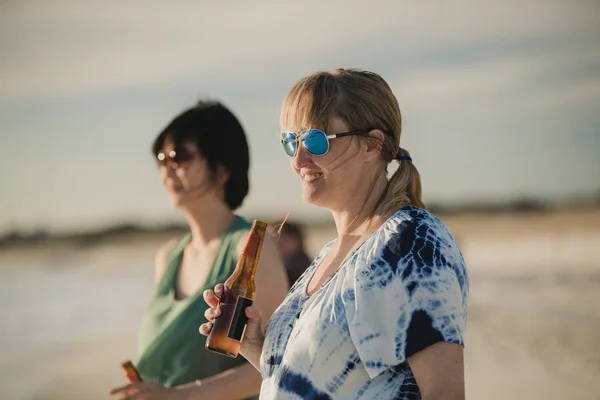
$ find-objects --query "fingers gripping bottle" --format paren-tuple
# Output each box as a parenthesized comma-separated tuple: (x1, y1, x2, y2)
(121, 360, 142, 382)
(205, 220, 267, 358)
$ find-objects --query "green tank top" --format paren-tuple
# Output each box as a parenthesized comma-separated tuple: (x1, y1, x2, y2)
(135, 216, 258, 399)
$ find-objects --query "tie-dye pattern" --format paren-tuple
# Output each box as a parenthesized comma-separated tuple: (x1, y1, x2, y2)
(260, 207, 469, 399)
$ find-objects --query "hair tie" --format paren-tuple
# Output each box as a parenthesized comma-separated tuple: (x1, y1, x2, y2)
(396, 148, 412, 162)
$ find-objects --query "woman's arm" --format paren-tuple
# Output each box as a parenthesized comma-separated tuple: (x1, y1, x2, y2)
(235, 234, 290, 368)
(341, 215, 468, 398)
(190, 234, 289, 395)
(111, 237, 289, 400)
(111, 363, 262, 400)
(201, 234, 290, 370)
(175, 363, 262, 399)
(408, 342, 465, 400)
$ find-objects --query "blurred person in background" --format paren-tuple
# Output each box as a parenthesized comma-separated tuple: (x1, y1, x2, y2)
(201, 69, 469, 399)
(109, 101, 289, 400)
(272, 219, 312, 287)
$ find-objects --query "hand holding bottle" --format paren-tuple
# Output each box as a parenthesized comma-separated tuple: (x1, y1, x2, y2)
(199, 283, 265, 361)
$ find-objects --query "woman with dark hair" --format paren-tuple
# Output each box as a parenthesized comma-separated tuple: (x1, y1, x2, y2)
(110, 100, 289, 400)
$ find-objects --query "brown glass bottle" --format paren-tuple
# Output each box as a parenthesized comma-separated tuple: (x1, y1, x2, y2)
(205, 220, 267, 358)
(121, 360, 142, 382)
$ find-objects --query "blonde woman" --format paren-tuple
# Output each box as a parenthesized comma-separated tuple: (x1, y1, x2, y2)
(201, 69, 469, 399)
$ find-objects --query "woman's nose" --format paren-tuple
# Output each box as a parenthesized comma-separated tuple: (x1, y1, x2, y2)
(159, 163, 177, 179)
(292, 141, 311, 169)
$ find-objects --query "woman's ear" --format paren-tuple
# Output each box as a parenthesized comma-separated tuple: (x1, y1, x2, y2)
(215, 165, 230, 186)
(363, 129, 385, 162)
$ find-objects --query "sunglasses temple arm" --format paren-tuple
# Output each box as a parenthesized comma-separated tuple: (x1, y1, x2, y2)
(328, 130, 367, 139)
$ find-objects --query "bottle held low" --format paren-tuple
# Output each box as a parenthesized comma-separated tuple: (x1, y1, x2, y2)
(121, 360, 143, 382)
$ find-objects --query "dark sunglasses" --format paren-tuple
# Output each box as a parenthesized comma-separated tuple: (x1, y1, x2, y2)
(156, 149, 197, 169)
(281, 129, 371, 157)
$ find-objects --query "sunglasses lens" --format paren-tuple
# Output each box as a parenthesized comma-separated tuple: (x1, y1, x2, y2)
(173, 151, 193, 164)
(156, 149, 194, 168)
(281, 132, 297, 157)
(303, 129, 328, 156)
(157, 152, 166, 166)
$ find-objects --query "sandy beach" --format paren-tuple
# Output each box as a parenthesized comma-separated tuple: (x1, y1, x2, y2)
(1, 208, 599, 399)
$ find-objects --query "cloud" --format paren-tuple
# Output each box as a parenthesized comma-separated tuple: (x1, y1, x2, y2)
(387, 40, 600, 119)
(1, 0, 598, 101)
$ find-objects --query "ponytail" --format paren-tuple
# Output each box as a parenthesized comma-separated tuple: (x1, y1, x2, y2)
(375, 148, 426, 217)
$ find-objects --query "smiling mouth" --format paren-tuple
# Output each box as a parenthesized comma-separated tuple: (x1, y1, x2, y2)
(302, 173, 323, 182)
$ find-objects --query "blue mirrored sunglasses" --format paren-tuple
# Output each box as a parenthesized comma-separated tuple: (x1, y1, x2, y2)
(280, 129, 370, 157)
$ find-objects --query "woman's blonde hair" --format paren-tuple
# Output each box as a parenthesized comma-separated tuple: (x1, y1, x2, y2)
(280, 68, 425, 217)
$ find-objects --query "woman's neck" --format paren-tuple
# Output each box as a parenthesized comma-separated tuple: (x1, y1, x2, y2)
(331, 171, 388, 240)
(182, 200, 236, 250)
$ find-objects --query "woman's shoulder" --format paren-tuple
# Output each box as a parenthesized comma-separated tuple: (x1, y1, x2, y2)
(377, 206, 457, 246)
(358, 206, 465, 275)
(230, 214, 254, 235)
(385, 205, 445, 229)
(230, 215, 256, 253)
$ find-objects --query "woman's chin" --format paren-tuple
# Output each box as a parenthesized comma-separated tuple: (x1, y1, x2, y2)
(302, 187, 327, 207)
(169, 192, 189, 208)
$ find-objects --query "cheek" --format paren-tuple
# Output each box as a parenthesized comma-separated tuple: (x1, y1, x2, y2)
(175, 166, 188, 176)
(315, 154, 341, 174)
(322, 146, 359, 173)
(290, 158, 299, 174)
(181, 164, 212, 187)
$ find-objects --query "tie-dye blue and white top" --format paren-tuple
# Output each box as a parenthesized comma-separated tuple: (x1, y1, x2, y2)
(259, 206, 469, 400)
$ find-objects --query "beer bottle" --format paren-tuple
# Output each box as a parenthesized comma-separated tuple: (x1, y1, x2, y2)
(121, 360, 142, 382)
(205, 220, 267, 358)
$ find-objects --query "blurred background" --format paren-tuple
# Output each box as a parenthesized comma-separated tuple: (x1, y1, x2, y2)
(1, 1, 599, 399)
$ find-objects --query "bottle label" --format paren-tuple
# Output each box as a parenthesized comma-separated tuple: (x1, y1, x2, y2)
(227, 296, 254, 341)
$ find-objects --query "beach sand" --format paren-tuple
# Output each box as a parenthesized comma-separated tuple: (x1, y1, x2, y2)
(1, 208, 599, 399)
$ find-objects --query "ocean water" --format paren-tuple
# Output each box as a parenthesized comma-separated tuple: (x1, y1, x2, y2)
(0, 243, 156, 400)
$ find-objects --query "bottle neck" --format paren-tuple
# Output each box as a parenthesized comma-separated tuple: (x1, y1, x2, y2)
(225, 225, 266, 296)
(237, 229, 264, 278)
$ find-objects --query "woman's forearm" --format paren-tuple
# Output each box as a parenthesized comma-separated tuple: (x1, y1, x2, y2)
(178, 363, 262, 400)
(239, 337, 264, 372)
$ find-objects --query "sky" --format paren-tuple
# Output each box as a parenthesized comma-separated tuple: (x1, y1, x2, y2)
(0, 0, 599, 234)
